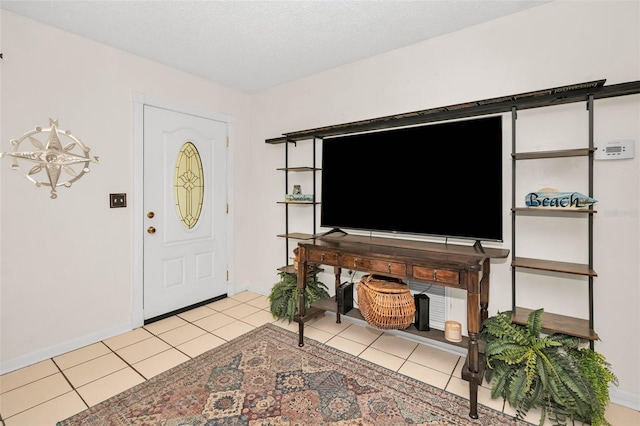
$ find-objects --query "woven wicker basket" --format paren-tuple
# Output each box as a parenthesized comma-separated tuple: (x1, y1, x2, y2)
(357, 274, 415, 330)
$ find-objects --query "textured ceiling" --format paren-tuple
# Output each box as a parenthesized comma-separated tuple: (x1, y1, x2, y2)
(1, 0, 549, 93)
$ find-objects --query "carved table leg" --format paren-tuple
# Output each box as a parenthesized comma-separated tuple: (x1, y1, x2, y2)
(480, 258, 490, 324)
(334, 266, 342, 323)
(469, 375, 479, 420)
(465, 272, 481, 419)
(297, 322, 304, 347)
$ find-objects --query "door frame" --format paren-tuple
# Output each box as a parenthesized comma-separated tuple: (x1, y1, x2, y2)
(132, 92, 235, 328)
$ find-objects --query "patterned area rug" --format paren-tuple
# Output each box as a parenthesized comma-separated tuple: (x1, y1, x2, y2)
(57, 323, 524, 425)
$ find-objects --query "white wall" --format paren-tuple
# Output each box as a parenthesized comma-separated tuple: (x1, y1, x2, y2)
(1, 0, 639, 411)
(243, 1, 639, 409)
(0, 10, 250, 371)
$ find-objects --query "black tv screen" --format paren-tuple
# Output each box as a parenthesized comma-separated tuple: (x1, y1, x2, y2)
(320, 115, 503, 242)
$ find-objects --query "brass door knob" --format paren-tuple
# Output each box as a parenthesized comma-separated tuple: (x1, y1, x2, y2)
(147, 226, 156, 234)
(147, 211, 155, 218)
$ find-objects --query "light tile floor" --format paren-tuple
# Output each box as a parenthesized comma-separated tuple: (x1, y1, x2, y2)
(1, 291, 638, 425)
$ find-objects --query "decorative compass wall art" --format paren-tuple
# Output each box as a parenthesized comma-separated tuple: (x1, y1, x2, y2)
(0, 119, 99, 199)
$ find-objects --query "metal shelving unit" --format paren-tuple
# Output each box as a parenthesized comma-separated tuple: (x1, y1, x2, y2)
(510, 96, 598, 347)
(277, 137, 321, 269)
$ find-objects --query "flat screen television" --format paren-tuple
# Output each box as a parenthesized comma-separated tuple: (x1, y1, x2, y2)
(320, 115, 503, 242)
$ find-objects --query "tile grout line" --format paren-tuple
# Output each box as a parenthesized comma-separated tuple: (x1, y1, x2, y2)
(50, 357, 91, 410)
(315, 318, 468, 395)
(442, 356, 460, 394)
(0, 358, 90, 423)
(148, 303, 270, 362)
(150, 321, 229, 362)
(56, 338, 152, 410)
(58, 311, 239, 404)
(396, 340, 421, 376)
(105, 342, 152, 383)
(104, 334, 174, 374)
(57, 306, 248, 405)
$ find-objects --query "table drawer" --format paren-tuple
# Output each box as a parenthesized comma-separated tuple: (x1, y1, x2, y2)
(341, 255, 406, 276)
(307, 250, 339, 265)
(413, 266, 460, 286)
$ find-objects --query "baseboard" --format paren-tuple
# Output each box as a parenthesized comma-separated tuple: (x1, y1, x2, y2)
(609, 387, 640, 411)
(239, 285, 268, 298)
(0, 321, 132, 375)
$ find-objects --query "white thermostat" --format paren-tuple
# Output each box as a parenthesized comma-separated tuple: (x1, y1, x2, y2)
(594, 140, 634, 160)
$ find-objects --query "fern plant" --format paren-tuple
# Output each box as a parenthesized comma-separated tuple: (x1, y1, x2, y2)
(268, 271, 329, 323)
(481, 308, 617, 426)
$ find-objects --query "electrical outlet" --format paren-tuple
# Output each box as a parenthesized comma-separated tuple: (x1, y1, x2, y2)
(110, 193, 127, 208)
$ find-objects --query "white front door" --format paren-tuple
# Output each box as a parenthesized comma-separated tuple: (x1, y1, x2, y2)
(143, 105, 228, 320)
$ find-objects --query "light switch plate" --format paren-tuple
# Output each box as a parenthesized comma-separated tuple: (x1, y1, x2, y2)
(594, 139, 634, 160)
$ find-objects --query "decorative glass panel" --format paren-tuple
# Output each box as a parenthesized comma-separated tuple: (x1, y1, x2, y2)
(174, 142, 204, 229)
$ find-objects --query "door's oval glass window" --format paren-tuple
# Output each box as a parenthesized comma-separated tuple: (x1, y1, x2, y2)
(174, 141, 204, 229)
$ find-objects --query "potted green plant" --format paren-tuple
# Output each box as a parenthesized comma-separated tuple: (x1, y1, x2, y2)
(481, 308, 618, 426)
(268, 271, 329, 323)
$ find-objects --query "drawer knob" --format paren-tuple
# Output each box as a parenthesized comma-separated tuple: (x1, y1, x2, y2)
(354, 258, 358, 268)
(433, 270, 437, 281)
(387, 263, 392, 273)
(320, 253, 325, 262)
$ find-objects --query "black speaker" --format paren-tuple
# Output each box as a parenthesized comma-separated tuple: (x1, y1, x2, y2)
(337, 282, 353, 314)
(414, 294, 430, 331)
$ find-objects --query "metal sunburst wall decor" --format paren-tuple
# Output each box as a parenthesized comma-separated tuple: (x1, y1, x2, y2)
(0, 119, 99, 199)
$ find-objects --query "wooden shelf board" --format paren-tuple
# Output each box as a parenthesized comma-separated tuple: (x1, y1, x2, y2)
(512, 207, 596, 215)
(277, 265, 297, 274)
(512, 147, 595, 160)
(266, 136, 290, 144)
(266, 80, 640, 143)
(311, 297, 472, 350)
(311, 296, 338, 311)
(277, 201, 319, 205)
(512, 257, 596, 276)
(276, 167, 320, 172)
(512, 307, 598, 341)
(277, 265, 324, 274)
(277, 233, 316, 240)
(315, 233, 509, 260)
(295, 307, 325, 324)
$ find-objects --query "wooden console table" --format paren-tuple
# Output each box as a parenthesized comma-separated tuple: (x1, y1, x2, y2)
(295, 234, 509, 419)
